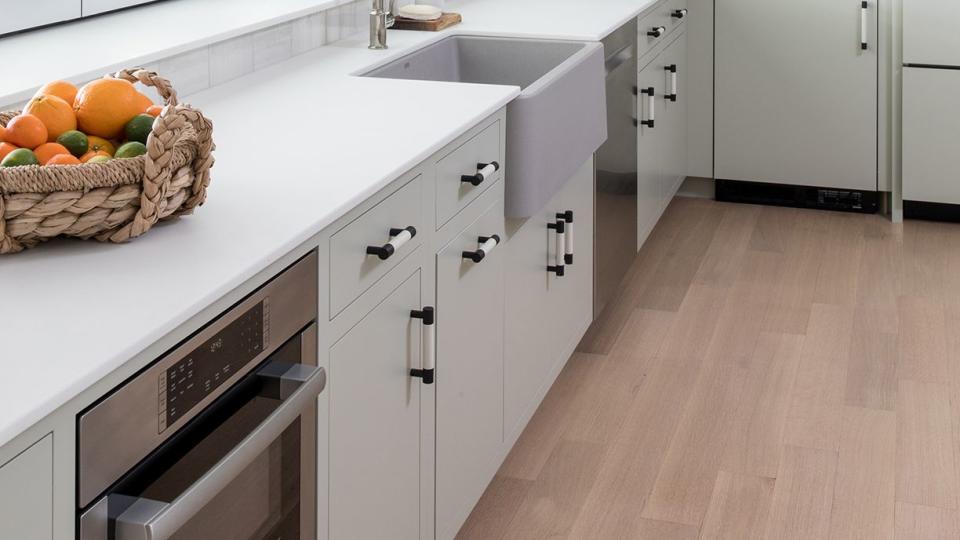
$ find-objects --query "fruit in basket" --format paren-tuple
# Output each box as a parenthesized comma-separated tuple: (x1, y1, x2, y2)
(86, 136, 116, 156)
(74, 79, 149, 139)
(124, 114, 155, 145)
(34, 80, 78, 107)
(56, 130, 89, 158)
(115, 141, 147, 159)
(1, 148, 39, 167)
(46, 154, 81, 166)
(146, 105, 163, 117)
(34, 143, 71, 165)
(87, 155, 112, 164)
(80, 150, 111, 163)
(4, 114, 48, 149)
(0, 143, 18, 161)
(24, 94, 77, 141)
(0, 125, 6, 141)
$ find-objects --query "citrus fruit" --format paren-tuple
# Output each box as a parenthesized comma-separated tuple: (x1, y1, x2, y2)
(1, 148, 39, 167)
(74, 78, 146, 138)
(146, 105, 163, 117)
(4, 114, 48, 149)
(124, 114, 155, 144)
(57, 130, 89, 157)
(34, 142, 70, 165)
(134, 91, 154, 113)
(87, 136, 116, 156)
(0, 142, 19, 161)
(35, 80, 78, 107)
(81, 150, 112, 163)
(0, 124, 6, 141)
(87, 155, 112, 164)
(24, 94, 77, 141)
(46, 153, 82, 166)
(115, 141, 147, 159)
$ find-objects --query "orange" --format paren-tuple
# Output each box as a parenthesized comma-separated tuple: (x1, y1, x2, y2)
(46, 154, 82, 166)
(74, 78, 145, 139)
(146, 105, 163, 118)
(80, 150, 111, 163)
(4, 114, 48, 149)
(0, 142, 19, 161)
(34, 142, 70, 165)
(134, 91, 154, 113)
(0, 124, 6, 142)
(24, 94, 77, 141)
(34, 80, 78, 107)
(87, 136, 116, 156)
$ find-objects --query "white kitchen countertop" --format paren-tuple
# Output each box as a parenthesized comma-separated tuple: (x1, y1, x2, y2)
(0, 0, 658, 448)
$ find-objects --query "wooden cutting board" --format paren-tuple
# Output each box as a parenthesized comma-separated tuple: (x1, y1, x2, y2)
(392, 12, 462, 32)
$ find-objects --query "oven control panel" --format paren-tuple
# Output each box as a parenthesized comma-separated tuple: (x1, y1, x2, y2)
(159, 300, 269, 432)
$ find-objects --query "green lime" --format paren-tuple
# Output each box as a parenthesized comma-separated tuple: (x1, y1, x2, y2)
(115, 141, 147, 159)
(56, 130, 89, 158)
(87, 155, 112, 164)
(124, 114, 155, 145)
(1, 148, 39, 167)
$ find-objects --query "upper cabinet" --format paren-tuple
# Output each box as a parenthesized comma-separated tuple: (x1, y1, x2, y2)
(0, 1, 79, 35)
(0, 435, 54, 540)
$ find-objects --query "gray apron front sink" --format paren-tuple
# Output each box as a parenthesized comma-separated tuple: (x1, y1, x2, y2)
(363, 35, 607, 218)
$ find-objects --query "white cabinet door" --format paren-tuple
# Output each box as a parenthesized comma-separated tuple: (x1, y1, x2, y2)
(329, 270, 424, 540)
(714, 0, 877, 191)
(661, 31, 688, 202)
(0, 435, 53, 540)
(903, 0, 960, 66)
(637, 58, 665, 247)
(903, 67, 960, 206)
(1, 1, 79, 35)
(435, 197, 505, 540)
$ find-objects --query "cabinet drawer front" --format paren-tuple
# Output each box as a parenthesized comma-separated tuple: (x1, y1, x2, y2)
(330, 175, 424, 318)
(0, 434, 53, 540)
(637, 5, 672, 61)
(664, 0, 688, 35)
(903, 68, 960, 205)
(436, 120, 502, 229)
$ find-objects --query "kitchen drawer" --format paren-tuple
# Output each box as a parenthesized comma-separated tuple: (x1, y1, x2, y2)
(903, 67, 960, 207)
(664, 0, 688, 34)
(637, 3, 672, 61)
(329, 174, 424, 318)
(436, 119, 502, 229)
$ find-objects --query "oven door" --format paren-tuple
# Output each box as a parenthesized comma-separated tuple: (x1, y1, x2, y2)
(79, 336, 324, 540)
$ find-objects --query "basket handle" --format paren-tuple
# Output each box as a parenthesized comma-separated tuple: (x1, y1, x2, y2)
(111, 68, 179, 107)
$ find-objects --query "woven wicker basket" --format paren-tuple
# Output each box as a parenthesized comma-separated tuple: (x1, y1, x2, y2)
(0, 68, 214, 254)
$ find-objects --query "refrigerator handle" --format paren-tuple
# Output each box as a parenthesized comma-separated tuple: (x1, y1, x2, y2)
(860, 1, 869, 50)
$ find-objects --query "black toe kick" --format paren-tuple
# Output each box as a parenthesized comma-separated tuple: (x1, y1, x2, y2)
(904, 200, 960, 223)
(715, 179, 879, 214)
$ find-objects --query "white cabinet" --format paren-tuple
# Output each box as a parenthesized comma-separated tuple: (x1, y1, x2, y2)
(0, 435, 53, 540)
(903, 0, 960, 67)
(329, 270, 425, 540)
(1, 1, 79, 35)
(435, 197, 506, 540)
(714, 0, 877, 192)
(902, 67, 960, 210)
(504, 158, 594, 441)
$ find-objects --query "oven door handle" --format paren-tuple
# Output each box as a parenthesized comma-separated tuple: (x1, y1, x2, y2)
(112, 363, 326, 540)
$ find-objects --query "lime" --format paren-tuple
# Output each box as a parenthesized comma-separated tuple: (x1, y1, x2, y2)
(124, 114, 155, 145)
(56, 130, 88, 158)
(87, 155, 112, 164)
(115, 141, 147, 159)
(1, 148, 39, 167)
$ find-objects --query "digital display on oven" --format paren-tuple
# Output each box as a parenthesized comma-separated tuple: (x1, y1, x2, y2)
(159, 301, 266, 432)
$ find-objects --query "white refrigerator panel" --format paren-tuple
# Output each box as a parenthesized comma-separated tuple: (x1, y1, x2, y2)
(902, 67, 960, 205)
(903, 0, 960, 66)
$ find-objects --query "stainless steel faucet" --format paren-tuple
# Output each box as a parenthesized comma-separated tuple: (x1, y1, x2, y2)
(369, 0, 396, 49)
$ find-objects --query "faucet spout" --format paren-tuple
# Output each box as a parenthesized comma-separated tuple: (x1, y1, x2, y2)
(369, 0, 394, 50)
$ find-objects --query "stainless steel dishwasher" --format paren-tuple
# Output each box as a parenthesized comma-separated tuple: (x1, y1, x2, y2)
(594, 19, 639, 318)
(77, 252, 324, 540)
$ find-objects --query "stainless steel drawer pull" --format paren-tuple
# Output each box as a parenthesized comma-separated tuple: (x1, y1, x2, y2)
(860, 1, 869, 50)
(648, 26, 666, 38)
(462, 234, 501, 263)
(665, 64, 678, 102)
(366, 226, 417, 260)
(547, 219, 566, 277)
(640, 87, 656, 128)
(672, 8, 688, 19)
(410, 307, 436, 384)
(557, 211, 574, 265)
(461, 161, 500, 187)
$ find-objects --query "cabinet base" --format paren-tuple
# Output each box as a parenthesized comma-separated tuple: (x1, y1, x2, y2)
(715, 179, 878, 214)
(904, 200, 960, 223)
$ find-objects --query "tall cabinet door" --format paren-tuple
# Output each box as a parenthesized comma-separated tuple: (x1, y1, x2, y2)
(714, 0, 877, 191)
(637, 59, 665, 247)
(329, 270, 423, 540)
(435, 198, 505, 540)
(661, 31, 688, 202)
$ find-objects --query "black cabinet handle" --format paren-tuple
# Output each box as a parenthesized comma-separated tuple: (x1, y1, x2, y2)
(672, 8, 687, 19)
(557, 211, 574, 265)
(640, 87, 656, 128)
(547, 219, 566, 277)
(410, 307, 435, 385)
(664, 64, 678, 102)
(462, 234, 501, 263)
(366, 226, 417, 260)
(461, 161, 500, 187)
(648, 26, 666, 38)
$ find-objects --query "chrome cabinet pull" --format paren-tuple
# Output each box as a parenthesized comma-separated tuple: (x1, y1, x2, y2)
(647, 26, 666, 38)
(410, 307, 435, 384)
(462, 234, 501, 263)
(671, 8, 688, 19)
(640, 87, 656, 128)
(860, 1, 869, 50)
(665, 64, 678, 102)
(366, 226, 417, 260)
(461, 161, 500, 187)
(557, 211, 574, 264)
(547, 219, 566, 277)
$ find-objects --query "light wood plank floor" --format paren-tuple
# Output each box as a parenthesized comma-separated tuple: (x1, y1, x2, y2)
(457, 198, 960, 540)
